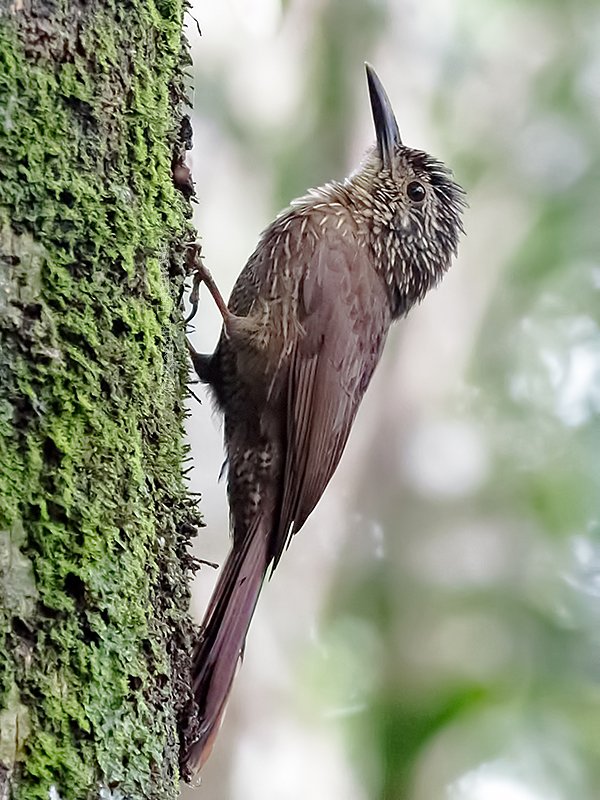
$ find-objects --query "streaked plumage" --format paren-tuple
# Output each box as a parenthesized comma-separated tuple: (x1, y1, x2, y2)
(184, 64, 466, 776)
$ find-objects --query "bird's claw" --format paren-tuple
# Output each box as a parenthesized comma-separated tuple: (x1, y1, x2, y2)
(185, 271, 203, 323)
(185, 243, 206, 324)
(184, 242, 231, 326)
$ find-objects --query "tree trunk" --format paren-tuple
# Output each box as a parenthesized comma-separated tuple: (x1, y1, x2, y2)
(0, 2, 199, 798)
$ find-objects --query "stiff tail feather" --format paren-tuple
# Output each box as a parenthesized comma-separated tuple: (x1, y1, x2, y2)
(184, 523, 269, 774)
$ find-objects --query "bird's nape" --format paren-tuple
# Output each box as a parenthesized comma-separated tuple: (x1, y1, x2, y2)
(184, 64, 465, 775)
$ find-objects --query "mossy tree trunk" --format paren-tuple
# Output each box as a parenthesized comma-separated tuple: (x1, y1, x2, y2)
(0, 3, 200, 798)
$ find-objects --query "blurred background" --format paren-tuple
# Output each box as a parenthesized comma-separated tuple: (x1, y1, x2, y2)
(182, 1, 600, 798)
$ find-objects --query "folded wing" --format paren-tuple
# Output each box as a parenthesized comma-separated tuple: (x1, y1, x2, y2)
(271, 232, 391, 567)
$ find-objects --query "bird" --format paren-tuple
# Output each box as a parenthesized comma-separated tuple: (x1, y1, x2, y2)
(183, 63, 466, 775)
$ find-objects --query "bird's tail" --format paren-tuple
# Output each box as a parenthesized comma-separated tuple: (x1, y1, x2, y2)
(184, 522, 269, 775)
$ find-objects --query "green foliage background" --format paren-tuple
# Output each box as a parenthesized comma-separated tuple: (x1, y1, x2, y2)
(186, 1, 600, 797)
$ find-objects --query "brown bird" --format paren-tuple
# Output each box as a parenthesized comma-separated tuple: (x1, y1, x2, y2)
(184, 64, 465, 774)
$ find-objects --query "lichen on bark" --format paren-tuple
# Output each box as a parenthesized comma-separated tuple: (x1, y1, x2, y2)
(0, 2, 199, 798)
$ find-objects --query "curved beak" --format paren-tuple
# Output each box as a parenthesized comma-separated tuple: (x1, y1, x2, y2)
(365, 63, 402, 170)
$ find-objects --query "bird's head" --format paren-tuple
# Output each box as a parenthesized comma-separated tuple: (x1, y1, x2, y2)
(360, 64, 466, 318)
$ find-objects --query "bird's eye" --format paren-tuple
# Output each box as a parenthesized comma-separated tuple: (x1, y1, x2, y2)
(406, 181, 426, 202)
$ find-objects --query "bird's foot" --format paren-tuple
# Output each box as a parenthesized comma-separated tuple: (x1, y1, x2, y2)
(185, 243, 206, 323)
(185, 243, 233, 327)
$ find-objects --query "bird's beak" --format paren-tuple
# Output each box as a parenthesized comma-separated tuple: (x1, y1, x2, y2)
(365, 63, 402, 170)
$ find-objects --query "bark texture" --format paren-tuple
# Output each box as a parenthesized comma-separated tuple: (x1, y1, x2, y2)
(0, 2, 199, 798)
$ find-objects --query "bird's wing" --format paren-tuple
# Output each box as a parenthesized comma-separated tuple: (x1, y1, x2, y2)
(270, 232, 391, 567)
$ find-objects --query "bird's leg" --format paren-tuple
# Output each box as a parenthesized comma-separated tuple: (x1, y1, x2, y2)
(186, 261, 232, 326)
(185, 242, 234, 327)
(186, 244, 261, 352)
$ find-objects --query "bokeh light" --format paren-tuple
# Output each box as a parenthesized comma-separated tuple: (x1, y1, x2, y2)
(184, 1, 600, 797)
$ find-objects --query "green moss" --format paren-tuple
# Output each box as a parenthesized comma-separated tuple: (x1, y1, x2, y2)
(0, 2, 198, 798)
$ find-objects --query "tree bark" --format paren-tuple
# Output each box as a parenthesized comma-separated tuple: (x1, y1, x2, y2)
(0, 2, 199, 798)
